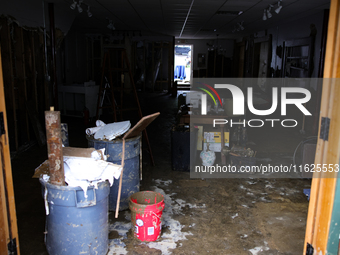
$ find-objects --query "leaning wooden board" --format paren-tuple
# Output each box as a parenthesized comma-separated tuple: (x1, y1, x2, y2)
(123, 112, 160, 139)
(115, 112, 160, 218)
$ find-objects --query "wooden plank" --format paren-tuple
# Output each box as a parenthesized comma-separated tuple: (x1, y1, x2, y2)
(168, 40, 172, 92)
(39, 32, 50, 111)
(0, 18, 18, 151)
(26, 100, 46, 147)
(303, 0, 340, 253)
(13, 25, 30, 144)
(143, 44, 146, 92)
(0, 46, 21, 254)
(30, 31, 38, 111)
(152, 42, 155, 92)
(0, 151, 10, 255)
(34, 32, 45, 114)
(45, 110, 65, 185)
(123, 112, 160, 139)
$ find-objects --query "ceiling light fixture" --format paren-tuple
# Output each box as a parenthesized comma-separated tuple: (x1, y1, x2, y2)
(275, 0, 282, 14)
(267, 4, 273, 18)
(262, 9, 267, 20)
(237, 21, 244, 31)
(107, 19, 115, 30)
(77, 1, 83, 13)
(70, 0, 77, 10)
(87, 6, 92, 17)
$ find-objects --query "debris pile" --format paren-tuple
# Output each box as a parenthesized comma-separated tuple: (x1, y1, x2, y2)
(86, 120, 131, 140)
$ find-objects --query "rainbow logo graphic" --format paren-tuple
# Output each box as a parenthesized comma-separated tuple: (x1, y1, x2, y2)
(197, 82, 223, 107)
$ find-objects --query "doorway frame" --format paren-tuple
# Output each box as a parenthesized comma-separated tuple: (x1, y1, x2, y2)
(174, 44, 194, 84)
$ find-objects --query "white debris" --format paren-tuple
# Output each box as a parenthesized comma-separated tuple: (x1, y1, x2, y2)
(154, 179, 173, 186)
(249, 241, 270, 255)
(42, 174, 50, 182)
(249, 246, 263, 255)
(107, 222, 131, 255)
(85, 120, 107, 135)
(107, 239, 127, 255)
(147, 187, 193, 255)
(231, 213, 238, 219)
(64, 154, 122, 198)
(88, 120, 131, 140)
(108, 180, 202, 255)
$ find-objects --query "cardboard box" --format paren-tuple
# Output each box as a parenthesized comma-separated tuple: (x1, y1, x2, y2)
(32, 147, 106, 178)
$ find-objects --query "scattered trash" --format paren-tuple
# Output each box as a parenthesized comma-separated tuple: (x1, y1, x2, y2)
(34, 147, 122, 198)
(231, 213, 238, 219)
(86, 120, 131, 141)
(303, 189, 311, 201)
(64, 153, 122, 198)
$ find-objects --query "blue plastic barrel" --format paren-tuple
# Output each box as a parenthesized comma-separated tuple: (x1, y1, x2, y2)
(87, 134, 141, 211)
(40, 179, 110, 255)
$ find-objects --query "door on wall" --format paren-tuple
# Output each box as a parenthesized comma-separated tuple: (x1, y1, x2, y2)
(174, 45, 193, 84)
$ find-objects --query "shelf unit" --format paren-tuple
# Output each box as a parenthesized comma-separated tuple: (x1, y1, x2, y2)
(282, 37, 314, 78)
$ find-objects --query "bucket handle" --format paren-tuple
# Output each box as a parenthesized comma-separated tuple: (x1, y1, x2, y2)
(74, 188, 96, 208)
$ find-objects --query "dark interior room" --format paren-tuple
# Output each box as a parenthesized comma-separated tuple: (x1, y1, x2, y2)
(1, 0, 340, 254)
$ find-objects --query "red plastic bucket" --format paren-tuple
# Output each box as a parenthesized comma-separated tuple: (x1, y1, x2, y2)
(129, 191, 165, 241)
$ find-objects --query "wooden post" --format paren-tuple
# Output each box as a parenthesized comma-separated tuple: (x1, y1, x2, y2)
(0, 46, 21, 254)
(221, 125, 226, 165)
(115, 138, 125, 218)
(14, 25, 30, 143)
(303, 0, 340, 254)
(45, 108, 65, 185)
(152, 42, 155, 92)
(49, 3, 58, 110)
(0, 18, 18, 151)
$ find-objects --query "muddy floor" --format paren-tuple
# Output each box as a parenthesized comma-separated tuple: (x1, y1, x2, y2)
(12, 91, 311, 255)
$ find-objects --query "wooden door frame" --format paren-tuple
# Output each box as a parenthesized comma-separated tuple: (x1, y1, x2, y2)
(0, 47, 20, 253)
(303, 0, 340, 254)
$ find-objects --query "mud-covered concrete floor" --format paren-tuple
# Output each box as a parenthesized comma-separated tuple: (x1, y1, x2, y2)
(12, 91, 311, 255)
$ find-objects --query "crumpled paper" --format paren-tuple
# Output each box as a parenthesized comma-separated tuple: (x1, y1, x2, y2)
(86, 120, 131, 140)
